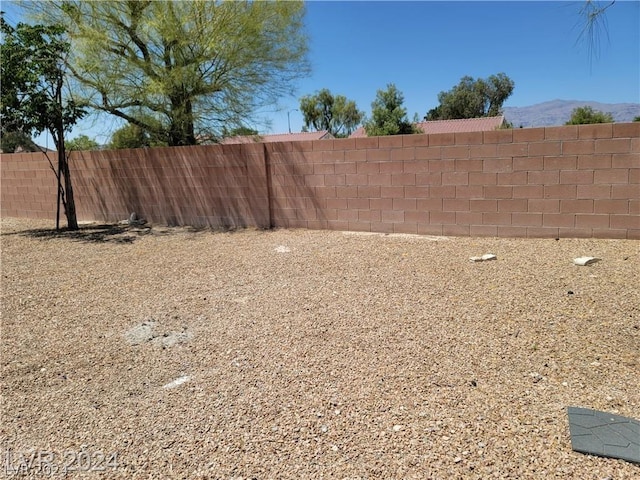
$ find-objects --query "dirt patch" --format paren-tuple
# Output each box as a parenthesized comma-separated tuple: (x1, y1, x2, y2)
(124, 319, 193, 348)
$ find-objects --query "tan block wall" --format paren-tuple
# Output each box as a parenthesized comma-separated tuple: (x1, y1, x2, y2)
(2, 123, 638, 238)
(0, 152, 59, 220)
(1, 144, 270, 228)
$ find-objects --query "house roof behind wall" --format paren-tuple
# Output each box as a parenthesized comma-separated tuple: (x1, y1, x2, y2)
(348, 115, 505, 138)
(220, 130, 334, 144)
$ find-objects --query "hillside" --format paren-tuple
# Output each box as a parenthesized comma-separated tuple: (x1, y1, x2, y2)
(503, 99, 640, 127)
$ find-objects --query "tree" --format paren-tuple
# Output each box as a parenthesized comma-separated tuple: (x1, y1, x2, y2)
(109, 124, 147, 149)
(299, 89, 363, 138)
(577, 0, 616, 62)
(30, 1, 309, 147)
(222, 126, 260, 138)
(1, 14, 85, 230)
(66, 134, 99, 151)
(425, 73, 514, 120)
(565, 106, 614, 125)
(633, 116, 640, 122)
(108, 121, 167, 149)
(363, 84, 420, 136)
(0, 131, 39, 153)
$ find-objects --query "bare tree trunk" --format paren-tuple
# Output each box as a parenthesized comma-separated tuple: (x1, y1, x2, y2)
(54, 79, 79, 231)
(60, 146, 78, 230)
(56, 148, 62, 230)
(169, 93, 196, 146)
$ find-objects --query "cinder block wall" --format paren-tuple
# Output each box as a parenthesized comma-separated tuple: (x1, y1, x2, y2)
(1, 123, 638, 238)
(268, 123, 639, 239)
(1, 152, 58, 219)
(69, 144, 270, 228)
(1, 143, 270, 228)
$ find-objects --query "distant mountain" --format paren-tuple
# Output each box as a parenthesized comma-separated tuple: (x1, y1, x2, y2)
(503, 99, 640, 128)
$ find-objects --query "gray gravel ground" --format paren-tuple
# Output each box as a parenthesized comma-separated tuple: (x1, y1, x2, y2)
(1, 217, 639, 479)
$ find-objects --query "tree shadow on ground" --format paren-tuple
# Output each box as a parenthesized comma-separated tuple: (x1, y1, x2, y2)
(7, 223, 145, 244)
(2, 222, 258, 245)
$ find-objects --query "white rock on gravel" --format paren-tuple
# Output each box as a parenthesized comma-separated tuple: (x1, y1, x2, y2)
(162, 375, 190, 389)
(574, 256, 600, 266)
(470, 253, 497, 262)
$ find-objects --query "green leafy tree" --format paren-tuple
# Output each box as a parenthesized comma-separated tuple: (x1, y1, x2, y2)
(565, 106, 614, 125)
(364, 84, 420, 136)
(499, 119, 514, 129)
(66, 134, 99, 151)
(109, 124, 147, 149)
(222, 126, 260, 138)
(633, 116, 640, 122)
(0, 131, 39, 153)
(108, 121, 167, 149)
(0, 14, 85, 230)
(30, 0, 309, 147)
(425, 73, 514, 120)
(299, 89, 363, 137)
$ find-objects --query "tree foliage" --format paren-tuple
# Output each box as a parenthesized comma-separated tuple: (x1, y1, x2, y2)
(364, 84, 420, 136)
(299, 89, 363, 138)
(66, 134, 99, 151)
(1, 13, 85, 229)
(109, 121, 166, 149)
(565, 106, 614, 125)
(0, 16, 84, 143)
(425, 73, 514, 121)
(577, 0, 616, 62)
(30, 0, 309, 147)
(0, 131, 39, 153)
(109, 124, 148, 149)
(222, 126, 260, 138)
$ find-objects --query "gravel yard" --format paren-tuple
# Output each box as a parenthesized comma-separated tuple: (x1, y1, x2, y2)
(1, 217, 639, 479)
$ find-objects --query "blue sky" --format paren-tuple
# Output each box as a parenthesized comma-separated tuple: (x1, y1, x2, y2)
(272, 0, 640, 135)
(4, 1, 639, 144)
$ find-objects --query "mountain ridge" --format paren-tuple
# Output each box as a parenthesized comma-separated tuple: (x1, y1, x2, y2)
(503, 99, 640, 127)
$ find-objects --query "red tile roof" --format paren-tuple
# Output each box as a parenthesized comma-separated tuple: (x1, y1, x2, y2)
(349, 115, 505, 138)
(220, 130, 333, 144)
